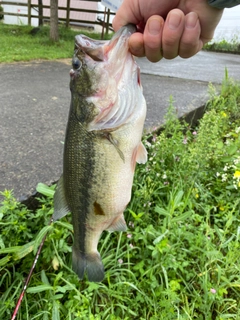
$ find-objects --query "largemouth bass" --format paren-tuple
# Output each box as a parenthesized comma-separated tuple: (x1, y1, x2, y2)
(53, 24, 147, 282)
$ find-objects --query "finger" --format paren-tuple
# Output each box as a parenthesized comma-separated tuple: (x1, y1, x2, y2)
(112, 0, 140, 31)
(112, 13, 131, 32)
(143, 15, 164, 63)
(128, 33, 145, 57)
(195, 6, 223, 45)
(179, 12, 202, 58)
(162, 9, 185, 60)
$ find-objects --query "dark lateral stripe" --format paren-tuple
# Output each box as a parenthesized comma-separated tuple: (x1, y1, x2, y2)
(63, 110, 95, 254)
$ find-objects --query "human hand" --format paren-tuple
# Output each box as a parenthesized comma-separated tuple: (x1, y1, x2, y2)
(112, 0, 223, 62)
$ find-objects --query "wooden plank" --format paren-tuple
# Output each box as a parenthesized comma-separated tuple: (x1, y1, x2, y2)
(28, 0, 31, 25)
(1, 2, 29, 6)
(1, 11, 114, 26)
(66, 0, 70, 27)
(0, 12, 28, 17)
(30, 5, 114, 15)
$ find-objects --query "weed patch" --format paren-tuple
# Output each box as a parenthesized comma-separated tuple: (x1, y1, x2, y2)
(204, 35, 240, 54)
(0, 76, 240, 319)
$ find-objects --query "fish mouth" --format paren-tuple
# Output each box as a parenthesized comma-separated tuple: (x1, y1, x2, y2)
(74, 24, 137, 62)
(71, 24, 140, 131)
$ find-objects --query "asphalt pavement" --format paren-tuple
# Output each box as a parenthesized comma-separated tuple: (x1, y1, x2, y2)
(0, 51, 240, 200)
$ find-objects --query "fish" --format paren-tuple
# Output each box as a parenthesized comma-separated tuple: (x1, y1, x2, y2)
(53, 24, 147, 282)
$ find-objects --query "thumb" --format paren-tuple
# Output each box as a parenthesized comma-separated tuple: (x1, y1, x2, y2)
(112, 1, 140, 31)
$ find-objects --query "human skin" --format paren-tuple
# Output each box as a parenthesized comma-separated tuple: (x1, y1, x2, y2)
(112, 0, 224, 62)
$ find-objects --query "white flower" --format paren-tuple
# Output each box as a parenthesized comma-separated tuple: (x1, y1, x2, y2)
(225, 140, 230, 145)
(128, 221, 134, 228)
(233, 157, 240, 165)
(221, 173, 227, 182)
(223, 165, 229, 172)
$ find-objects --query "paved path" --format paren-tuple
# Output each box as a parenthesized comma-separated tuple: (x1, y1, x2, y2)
(0, 51, 240, 200)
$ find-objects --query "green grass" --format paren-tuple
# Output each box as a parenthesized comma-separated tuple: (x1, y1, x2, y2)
(0, 73, 240, 319)
(203, 35, 240, 54)
(0, 23, 109, 63)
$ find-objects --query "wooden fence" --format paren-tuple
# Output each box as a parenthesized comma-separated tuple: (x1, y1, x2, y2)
(0, 0, 115, 35)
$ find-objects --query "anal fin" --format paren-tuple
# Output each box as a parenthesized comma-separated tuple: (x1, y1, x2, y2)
(106, 214, 127, 232)
(53, 175, 71, 221)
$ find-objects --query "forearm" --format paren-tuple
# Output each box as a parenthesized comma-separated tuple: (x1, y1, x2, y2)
(208, 0, 240, 9)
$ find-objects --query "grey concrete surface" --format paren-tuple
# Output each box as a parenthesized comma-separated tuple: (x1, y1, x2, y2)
(136, 51, 240, 83)
(0, 51, 240, 200)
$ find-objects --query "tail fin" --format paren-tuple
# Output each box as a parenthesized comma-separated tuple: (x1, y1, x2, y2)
(72, 248, 85, 280)
(86, 253, 105, 282)
(72, 248, 105, 282)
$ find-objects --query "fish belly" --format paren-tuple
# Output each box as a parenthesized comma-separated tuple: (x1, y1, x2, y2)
(65, 96, 146, 282)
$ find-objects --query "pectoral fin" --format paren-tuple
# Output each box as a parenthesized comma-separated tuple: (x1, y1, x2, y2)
(136, 142, 148, 164)
(132, 142, 148, 170)
(99, 131, 125, 162)
(107, 133, 125, 162)
(53, 175, 71, 221)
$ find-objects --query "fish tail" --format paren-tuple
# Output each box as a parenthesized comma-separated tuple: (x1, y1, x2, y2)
(72, 247, 85, 280)
(72, 247, 105, 282)
(86, 252, 105, 282)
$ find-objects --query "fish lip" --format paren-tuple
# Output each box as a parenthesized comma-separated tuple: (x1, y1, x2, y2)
(74, 35, 106, 62)
(105, 24, 136, 53)
(109, 24, 137, 43)
(69, 68, 75, 78)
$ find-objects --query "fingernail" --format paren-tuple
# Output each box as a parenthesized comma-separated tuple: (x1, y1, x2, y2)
(148, 19, 161, 35)
(168, 12, 182, 30)
(186, 12, 198, 29)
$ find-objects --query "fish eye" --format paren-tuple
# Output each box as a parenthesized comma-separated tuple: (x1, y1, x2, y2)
(72, 57, 82, 70)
